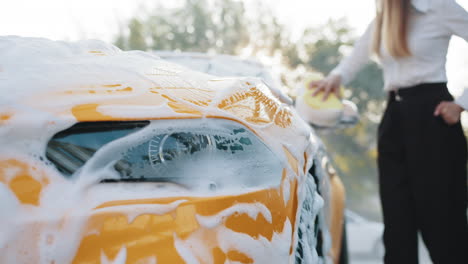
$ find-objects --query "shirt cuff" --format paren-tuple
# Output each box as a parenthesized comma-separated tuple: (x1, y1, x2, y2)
(329, 67, 350, 85)
(454, 88, 468, 110)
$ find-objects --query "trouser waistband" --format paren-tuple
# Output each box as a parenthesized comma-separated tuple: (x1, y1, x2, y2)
(388, 82, 448, 102)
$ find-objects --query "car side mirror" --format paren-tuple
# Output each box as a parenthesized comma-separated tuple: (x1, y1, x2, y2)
(294, 74, 360, 130)
(295, 95, 360, 130)
(337, 100, 359, 128)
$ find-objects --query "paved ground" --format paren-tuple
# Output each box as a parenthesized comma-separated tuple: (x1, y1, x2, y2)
(350, 244, 431, 264)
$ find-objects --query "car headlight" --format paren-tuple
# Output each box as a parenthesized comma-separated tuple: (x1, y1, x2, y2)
(46, 119, 284, 191)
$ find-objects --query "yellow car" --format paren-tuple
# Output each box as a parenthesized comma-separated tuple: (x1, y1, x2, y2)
(0, 37, 350, 264)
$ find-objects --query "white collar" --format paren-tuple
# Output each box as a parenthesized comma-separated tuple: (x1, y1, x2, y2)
(411, 0, 431, 13)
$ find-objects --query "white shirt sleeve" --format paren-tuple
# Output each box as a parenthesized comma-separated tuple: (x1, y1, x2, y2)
(441, 0, 468, 41)
(455, 90, 468, 110)
(329, 20, 375, 85)
(441, 1, 468, 109)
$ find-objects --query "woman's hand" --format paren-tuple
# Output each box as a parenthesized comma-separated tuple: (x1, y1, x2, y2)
(309, 74, 342, 101)
(434, 101, 464, 125)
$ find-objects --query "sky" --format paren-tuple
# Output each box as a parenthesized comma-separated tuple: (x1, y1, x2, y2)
(0, 0, 376, 42)
(1, 0, 468, 93)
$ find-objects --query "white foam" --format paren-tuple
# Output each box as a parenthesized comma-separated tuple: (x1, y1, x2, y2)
(0, 36, 327, 263)
(174, 235, 201, 264)
(196, 203, 272, 229)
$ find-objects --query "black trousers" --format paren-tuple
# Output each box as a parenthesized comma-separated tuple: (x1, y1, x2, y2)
(377, 83, 468, 264)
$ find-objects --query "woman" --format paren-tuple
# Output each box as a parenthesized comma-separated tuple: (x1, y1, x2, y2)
(311, 0, 468, 263)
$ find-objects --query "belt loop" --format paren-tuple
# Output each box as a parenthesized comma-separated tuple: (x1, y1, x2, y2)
(395, 89, 402, 102)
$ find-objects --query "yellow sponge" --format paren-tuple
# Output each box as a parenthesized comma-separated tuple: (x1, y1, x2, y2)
(295, 73, 346, 127)
(302, 75, 344, 110)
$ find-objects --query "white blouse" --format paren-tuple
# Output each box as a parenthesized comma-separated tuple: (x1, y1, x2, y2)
(330, 0, 468, 108)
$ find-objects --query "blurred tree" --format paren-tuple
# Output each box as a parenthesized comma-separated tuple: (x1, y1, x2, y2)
(296, 19, 385, 219)
(127, 19, 148, 51)
(115, 0, 297, 59)
(300, 19, 385, 115)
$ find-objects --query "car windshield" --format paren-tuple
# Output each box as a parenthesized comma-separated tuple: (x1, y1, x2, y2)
(46, 119, 284, 189)
(46, 121, 149, 177)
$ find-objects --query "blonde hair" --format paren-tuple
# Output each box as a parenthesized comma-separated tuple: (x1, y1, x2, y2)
(373, 0, 412, 57)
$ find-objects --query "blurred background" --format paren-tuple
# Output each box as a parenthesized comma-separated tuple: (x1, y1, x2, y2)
(2, 0, 467, 263)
